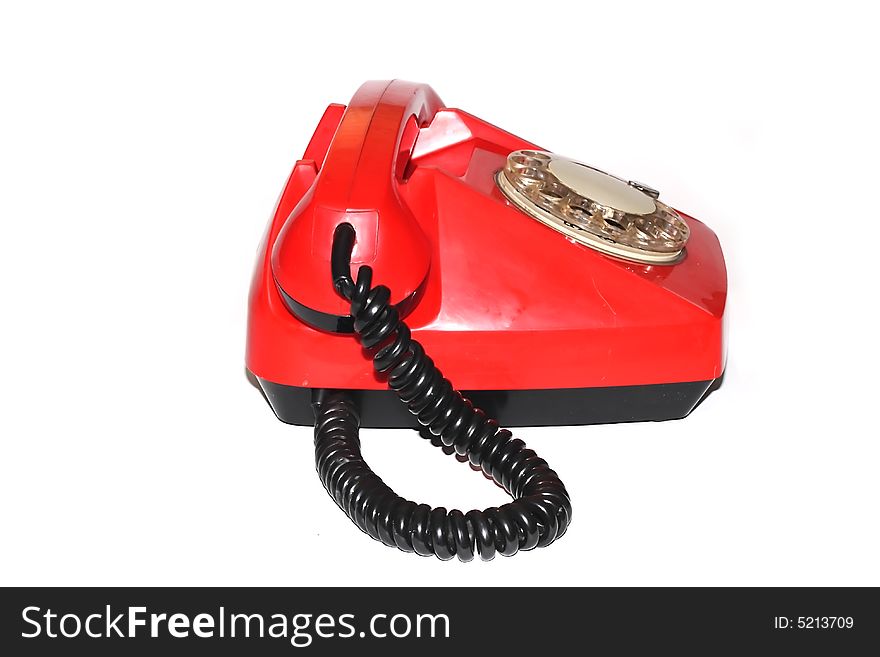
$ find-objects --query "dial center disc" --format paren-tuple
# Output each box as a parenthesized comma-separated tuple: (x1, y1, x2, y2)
(547, 158, 657, 216)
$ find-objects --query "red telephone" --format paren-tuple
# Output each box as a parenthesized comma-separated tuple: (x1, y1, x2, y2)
(246, 81, 727, 561)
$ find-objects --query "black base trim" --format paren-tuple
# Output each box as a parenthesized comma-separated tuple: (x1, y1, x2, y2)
(249, 373, 719, 428)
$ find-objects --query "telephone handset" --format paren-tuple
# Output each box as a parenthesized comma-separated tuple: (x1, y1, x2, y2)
(247, 81, 727, 561)
(271, 80, 441, 332)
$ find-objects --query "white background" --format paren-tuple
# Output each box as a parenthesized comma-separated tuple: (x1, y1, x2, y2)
(1, 1, 877, 586)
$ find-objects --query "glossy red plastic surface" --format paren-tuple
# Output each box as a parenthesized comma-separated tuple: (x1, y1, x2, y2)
(247, 81, 727, 391)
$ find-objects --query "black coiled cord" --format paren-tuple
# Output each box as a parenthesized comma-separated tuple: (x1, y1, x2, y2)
(312, 223, 571, 561)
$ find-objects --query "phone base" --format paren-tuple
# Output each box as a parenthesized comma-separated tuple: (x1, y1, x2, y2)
(250, 373, 720, 428)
